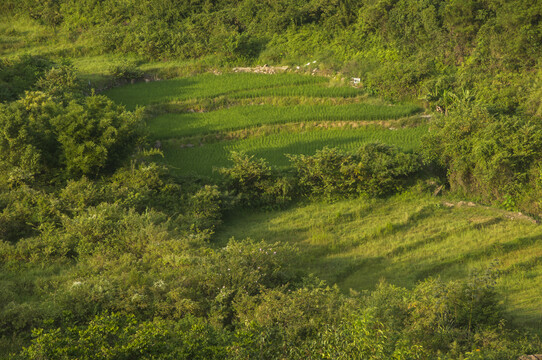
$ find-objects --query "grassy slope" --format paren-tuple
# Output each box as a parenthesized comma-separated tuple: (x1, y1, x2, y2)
(214, 192, 542, 329)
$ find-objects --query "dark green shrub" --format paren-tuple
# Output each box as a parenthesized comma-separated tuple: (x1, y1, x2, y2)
(108, 61, 144, 82)
(384, 265, 501, 355)
(64, 203, 168, 258)
(0, 186, 61, 243)
(0, 56, 53, 102)
(290, 144, 421, 199)
(0, 92, 144, 184)
(188, 185, 224, 232)
(53, 95, 144, 177)
(17, 313, 234, 360)
(422, 106, 542, 213)
(218, 151, 293, 207)
(35, 63, 83, 103)
(18, 312, 173, 360)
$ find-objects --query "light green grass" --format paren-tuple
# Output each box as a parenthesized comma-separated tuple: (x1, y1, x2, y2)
(148, 103, 422, 139)
(214, 192, 542, 329)
(161, 126, 427, 177)
(104, 73, 329, 110)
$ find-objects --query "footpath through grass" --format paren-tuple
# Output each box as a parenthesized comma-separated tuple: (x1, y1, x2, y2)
(215, 191, 542, 330)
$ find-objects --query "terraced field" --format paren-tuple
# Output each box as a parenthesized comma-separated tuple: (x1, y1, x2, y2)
(105, 72, 425, 178)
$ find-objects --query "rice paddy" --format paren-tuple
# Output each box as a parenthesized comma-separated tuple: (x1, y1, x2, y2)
(162, 126, 427, 177)
(104, 72, 426, 178)
(148, 103, 421, 139)
(105, 73, 327, 110)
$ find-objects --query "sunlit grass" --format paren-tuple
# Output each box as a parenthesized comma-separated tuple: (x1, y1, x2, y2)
(104, 73, 329, 110)
(147, 103, 422, 139)
(214, 192, 542, 329)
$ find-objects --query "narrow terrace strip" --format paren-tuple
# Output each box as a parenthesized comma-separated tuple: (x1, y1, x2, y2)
(166, 117, 426, 146)
(146, 103, 423, 139)
(104, 73, 330, 110)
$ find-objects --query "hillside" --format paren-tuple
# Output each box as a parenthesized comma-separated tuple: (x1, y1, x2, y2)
(1, 1, 542, 358)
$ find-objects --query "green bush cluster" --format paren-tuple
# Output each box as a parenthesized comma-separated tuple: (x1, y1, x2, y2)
(219, 152, 294, 207)
(290, 144, 421, 198)
(423, 105, 542, 214)
(108, 61, 144, 82)
(13, 274, 540, 359)
(0, 91, 144, 184)
(0, 56, 53, 103)
(219, 144, 421, 206)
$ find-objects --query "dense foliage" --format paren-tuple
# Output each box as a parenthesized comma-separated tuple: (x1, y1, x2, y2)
(0, 92, 143, 184)
(423, 105, 542, 213)
(1, 1, 542, 358)
(2, 0, 540, 107)
(2, 0, 540, 212)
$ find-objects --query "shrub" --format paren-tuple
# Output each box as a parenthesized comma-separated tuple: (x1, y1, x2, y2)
(18, 312, 173, 360)
(290, 144, 421, 199)
(188, 185, 224, 232)
(0, 56, 53, 102)
(108, 61, 144, 82)
(0, 92, 144, 184)
(35, 63, 83, 103)
(422, 105, 542, 213)
(218, 151, 293, 207)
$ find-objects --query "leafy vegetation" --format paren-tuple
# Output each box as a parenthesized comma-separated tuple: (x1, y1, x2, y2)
(1, 1, 542, 358)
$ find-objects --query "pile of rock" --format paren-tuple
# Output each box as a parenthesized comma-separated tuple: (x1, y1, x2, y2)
(232, 65, 289, 74)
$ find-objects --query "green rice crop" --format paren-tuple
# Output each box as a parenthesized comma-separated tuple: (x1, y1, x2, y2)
(147, 103, 422, 139)
(104, 73, 327, 110)
(228, 83, 362, 98)
(161, 126, 427, 177)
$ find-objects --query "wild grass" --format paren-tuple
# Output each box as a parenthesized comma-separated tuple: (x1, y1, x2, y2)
(160, 126, 427, 177)
(147, 103, 422, 139)
(214, 191, 542, 329)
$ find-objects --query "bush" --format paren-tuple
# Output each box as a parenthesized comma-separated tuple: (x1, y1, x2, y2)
(422, 105, 542, 213)
(289, 144, 421, 199)
(18, 312, 173, 360)
(0, 92, 144, 184)
(0, 56, 53, 102)
(35, 63, 83, 103)
(218, 151, 293, 207)
(108, 61, 144, 82)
